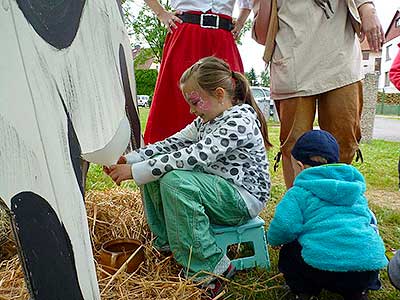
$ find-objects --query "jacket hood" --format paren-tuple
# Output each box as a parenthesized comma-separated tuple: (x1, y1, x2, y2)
(294, 164, 366, 206)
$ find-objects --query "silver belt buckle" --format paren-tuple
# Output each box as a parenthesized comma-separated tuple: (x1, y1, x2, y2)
(200, 14, 219, 29)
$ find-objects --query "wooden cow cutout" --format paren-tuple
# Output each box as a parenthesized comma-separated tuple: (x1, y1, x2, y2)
(0, 0, 141, 299)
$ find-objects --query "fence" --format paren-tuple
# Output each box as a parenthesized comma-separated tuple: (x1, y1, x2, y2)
(375, 103, 400, 116)
(376, 92, 400, 116)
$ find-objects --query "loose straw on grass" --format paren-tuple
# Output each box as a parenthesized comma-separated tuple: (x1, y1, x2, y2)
(0, 188, 284, 299)
(100, 245, 144, 295)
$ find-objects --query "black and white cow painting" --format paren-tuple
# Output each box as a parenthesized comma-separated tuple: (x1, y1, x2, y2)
(0, 0, 141, 299)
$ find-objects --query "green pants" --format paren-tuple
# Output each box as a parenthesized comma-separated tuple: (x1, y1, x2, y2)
(143, 170, 251, 278)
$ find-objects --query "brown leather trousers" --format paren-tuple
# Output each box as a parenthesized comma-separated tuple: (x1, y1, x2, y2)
(275, 81, 363, 188)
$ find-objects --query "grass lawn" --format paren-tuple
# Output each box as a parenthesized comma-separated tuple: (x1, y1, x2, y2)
(86, 107, 400, 299)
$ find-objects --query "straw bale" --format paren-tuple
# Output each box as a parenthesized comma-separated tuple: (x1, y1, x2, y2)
(0, 208, 17, 262)
(0, 188, 206, 299)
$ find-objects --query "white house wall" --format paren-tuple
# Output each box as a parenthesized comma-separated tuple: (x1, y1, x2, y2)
(361, 51, 380, 75)
(379, 36, 400, 93)
(0, 0, 140, 299)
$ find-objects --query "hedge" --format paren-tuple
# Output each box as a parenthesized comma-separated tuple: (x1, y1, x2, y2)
(377, 92, 400, 105)
(135, 69, 158, 97)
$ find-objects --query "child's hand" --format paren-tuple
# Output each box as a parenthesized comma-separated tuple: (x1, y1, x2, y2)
(103, 156, 127, 175)
(108, 164, 133, 186)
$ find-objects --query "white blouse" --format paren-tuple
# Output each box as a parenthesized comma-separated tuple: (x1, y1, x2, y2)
(171, 0, 252, 16)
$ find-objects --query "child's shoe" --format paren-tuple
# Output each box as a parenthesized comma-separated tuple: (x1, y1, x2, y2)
(154, 239, 172, 256)
(342, 290, 368, 300)
(293, 294, 318, 300)
(203, 263, 236, 299)
(157, 243, 172, 255)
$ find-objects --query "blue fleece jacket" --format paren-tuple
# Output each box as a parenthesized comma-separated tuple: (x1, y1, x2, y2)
(267, 164, 388, 272)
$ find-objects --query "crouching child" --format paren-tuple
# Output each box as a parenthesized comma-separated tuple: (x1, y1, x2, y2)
(267, 130, 387, 300)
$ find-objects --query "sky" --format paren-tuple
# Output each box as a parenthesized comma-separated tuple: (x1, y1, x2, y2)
(129, 0, 400, 74)
(238, 0, 400, 74)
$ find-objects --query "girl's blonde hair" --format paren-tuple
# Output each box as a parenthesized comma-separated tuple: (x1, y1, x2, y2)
(180, 56, 272, 149)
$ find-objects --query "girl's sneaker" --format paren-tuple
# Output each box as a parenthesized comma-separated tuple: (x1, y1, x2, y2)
(203, 263, 236, 298)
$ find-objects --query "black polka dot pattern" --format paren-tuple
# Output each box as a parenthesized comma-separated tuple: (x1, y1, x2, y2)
(199, 152, 208, 161)
(187, 156, 198, 165)
(145, 149, 154, 157)
(152, 168, 162, 176)
(131, 104, 270, 203)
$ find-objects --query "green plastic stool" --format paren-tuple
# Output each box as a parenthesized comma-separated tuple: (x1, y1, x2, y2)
(210, 216, 270, 271)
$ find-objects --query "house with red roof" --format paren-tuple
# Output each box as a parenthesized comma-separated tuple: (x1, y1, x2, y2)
(379, 9, 400, 93)
(360, 38, 381, 76)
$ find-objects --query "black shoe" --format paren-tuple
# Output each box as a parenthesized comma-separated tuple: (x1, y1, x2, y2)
(293, 294, 319, 300)
(343, 290, 368, 300)
(154, 243, 172, 256)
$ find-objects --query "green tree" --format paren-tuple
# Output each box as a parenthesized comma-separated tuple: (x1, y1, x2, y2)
(124, 1, 251, 64)
(236, 19, 252, 46)
(245, 68, 258, 86)
(123, 1, 170, 64)
(260, 69, 270, 87)
(133, 48, 154, 69)
(135, 69, 158, 96)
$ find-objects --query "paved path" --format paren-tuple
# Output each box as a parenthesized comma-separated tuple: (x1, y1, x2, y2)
(373, 116, 400, 142)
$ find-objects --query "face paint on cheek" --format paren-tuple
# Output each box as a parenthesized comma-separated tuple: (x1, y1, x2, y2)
(186, 91, 202, 105)
(197, 98, 211, 111)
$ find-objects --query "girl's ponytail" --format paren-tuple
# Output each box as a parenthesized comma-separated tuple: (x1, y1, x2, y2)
(232, 71, 273, 150)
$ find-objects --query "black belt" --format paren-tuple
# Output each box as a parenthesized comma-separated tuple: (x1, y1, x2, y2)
(178, 12, 233, 31)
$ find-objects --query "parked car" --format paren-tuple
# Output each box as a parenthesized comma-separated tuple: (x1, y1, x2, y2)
(250, 86, 277, 121)
(137, 95, 150, 107)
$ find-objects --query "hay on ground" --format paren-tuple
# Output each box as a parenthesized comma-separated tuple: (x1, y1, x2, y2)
(0, 188, 282, 299)
(0, 188, 205, 300)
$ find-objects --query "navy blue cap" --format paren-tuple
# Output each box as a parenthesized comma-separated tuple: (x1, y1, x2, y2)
(291, 130, 339, 166)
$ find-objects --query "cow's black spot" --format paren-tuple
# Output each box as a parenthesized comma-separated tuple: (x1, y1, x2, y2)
(11, 192, 85, 299)
(16, 0, 86, 49)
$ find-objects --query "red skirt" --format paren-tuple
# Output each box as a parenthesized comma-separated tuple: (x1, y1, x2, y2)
(143, 12, 244, 144)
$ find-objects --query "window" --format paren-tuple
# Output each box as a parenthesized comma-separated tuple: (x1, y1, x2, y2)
(362, 52, 369, 60)
(374, 58, 381, 72)
(384, 72, 390, 87)
(396, 18, 400, 28)
(386, 44, 392, 61)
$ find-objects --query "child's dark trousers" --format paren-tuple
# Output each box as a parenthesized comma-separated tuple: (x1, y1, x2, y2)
(278, 240, 381, 298)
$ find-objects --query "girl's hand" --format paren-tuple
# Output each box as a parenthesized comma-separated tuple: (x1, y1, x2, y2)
(231, 19, 244, 40)
(108, 164, 133, 186)
(103, 156, 126, 175)
(359, 3, 384, 52)
(157, 10, 183, 33)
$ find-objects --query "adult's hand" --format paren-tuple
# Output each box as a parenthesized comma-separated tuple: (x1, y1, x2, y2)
(157, 10, 183, 33)
(144, 0, 182, 34)
(232, 19, 245, 40)
(232, 8, 250, 40)
(359, 3, 384, 52)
